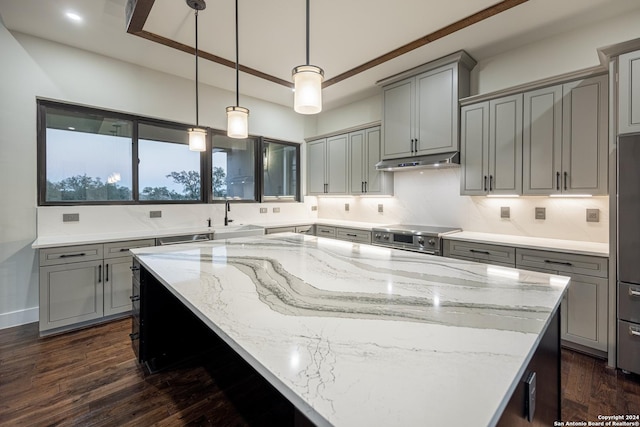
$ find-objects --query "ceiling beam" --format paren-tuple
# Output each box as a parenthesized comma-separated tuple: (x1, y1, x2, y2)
(126, 0, 529, 90)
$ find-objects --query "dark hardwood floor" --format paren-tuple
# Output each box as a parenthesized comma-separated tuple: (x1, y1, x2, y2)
(1, 318, 639, 426)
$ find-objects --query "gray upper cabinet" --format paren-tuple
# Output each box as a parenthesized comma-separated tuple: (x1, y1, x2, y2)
(523, 75, 608, 195)
(307, 136, 348, 195)
(381, 52, 474, 160)
(619, 50, 640, 134)
(349, 127, 393, 195)
(460, 94, 522, 195)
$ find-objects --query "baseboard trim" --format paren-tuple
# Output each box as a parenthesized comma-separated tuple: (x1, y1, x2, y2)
(0, 307, 39, 330)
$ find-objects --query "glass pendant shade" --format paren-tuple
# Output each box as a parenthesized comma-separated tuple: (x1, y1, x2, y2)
(188, 127, 207, 151)
(293, 65, 324, 114)
(226, 106, 249, 139)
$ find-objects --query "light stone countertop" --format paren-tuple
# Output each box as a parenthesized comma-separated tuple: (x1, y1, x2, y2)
(131, 233, 569, 427)
(445, 231, 609, 257)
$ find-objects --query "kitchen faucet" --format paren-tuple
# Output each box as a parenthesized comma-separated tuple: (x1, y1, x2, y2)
(224, 200, 233, 226)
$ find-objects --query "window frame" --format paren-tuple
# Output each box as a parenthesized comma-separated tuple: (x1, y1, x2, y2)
(259, 137, 301, 203)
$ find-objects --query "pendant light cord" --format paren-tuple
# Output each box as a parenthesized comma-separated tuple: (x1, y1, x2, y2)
(194, 10, 200, 127)
(305, 0, 310, 65)
(235, 0, 239, 107)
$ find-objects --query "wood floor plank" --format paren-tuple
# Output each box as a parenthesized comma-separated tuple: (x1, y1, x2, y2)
(0, 318, 639, 426)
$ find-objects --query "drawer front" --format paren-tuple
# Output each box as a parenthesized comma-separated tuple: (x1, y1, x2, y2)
(104, 239, 155, 259)
(336, 228, 372, 244)
(265, 226, 296, 234)
(516, 248, 608, 278)
(39, 244, 103, 266)
(445, 240, 515, 266)
(295, 225, 315, 235)
(618, 320, 640, 375)
(316, 225, 337, 238)
(619, 282, 640, 323)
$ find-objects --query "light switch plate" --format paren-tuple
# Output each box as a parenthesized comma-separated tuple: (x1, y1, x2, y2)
(272, 207, 280, 213)
(259, 207, 267, 214)
(535, 207, 546, 220)
(62, 213, 80, 222)
(311, 205, 318, 211)
(500, 207, 510, 219)
(149, 210, 162, 218)
(378, 204, 384, 213)
(345, 203, 349, 212)
(586, 208, 600, 223)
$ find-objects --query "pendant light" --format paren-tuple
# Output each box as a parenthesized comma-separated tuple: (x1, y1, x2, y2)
(187, 0, 207, 151)
(292, 0, 324, 115)
(226, 0, 249, 139)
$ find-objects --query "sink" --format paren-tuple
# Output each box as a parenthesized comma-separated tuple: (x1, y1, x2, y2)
(213, 224, 265, 240)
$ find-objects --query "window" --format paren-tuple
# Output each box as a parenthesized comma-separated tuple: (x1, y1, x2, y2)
(138, 123, 201, 201)
(212, 134, 258, 201)
(42, 105, 133, 203)
(262, 139, 300, 201)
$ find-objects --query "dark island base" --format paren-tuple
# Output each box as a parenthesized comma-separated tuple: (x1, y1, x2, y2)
(135, 263, 560, 426)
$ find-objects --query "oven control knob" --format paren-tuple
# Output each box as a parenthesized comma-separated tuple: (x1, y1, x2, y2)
(428, 238, 436, 246)
(374, 234, 380, 239)
(417, 237, 425, 246)
(383, 235, 390, 240)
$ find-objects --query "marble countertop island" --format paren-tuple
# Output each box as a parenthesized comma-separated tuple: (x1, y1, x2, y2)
(131, 234, 569, 427)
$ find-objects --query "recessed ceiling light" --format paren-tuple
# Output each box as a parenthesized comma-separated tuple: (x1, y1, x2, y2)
(65, 11, 83, 22)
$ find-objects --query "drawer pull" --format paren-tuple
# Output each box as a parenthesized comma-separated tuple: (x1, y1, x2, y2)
(629, 326, 640, 337)
(119, 248, 130, 252)
(130, 295, 140, 302)
(321, 230, 331, 233)
(544, 260, 573, 267)
(469, 249, 490, 255)
(629, 288, 640, 297)
(129, 332, 139, 341)
(346, 233, 358, 237)
(59, 252, 86, 258)
(130, 266, 140, 271)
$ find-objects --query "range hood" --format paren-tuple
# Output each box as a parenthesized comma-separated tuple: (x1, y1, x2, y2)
(375, 152, 459, 171)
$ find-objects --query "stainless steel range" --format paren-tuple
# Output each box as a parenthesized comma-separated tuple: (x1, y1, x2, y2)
(371, 224, 461, 255)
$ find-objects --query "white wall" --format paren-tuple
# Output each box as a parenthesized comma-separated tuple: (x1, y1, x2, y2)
(0, 27, 310, 329)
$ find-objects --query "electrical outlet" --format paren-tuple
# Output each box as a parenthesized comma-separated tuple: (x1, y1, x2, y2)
(500, 206, 510, 219)
(62, 213, 80, 222)
(378, 204, 384, 213)
(535, 207, 546, 220)
(311, 205, 318, 211)
(149, 210, 162, 218)
(586, 208, 600, 223)
(273, 207, 280, 213)
(259, 207, 267, 214)
(345, 203, 349, 212)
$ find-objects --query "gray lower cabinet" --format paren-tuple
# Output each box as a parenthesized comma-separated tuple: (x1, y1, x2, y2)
(523, 75, 608, 195)
(460, 94, 523, 195)
(443, 240, 516, 267)
(265, 225, 314, 235)
(315, 225, 337, 238)
(618, 49, 640, 134)
(515, 248, 608, 355)
(39, 238, 154, 335)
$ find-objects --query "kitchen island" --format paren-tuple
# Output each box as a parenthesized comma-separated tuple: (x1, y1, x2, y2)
(130, 233, 568, 427)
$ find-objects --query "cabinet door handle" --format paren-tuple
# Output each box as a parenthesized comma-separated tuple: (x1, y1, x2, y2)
(483, 176, 488, 192)
(469, 249, 490, 255)
(362, 182, 364, 193)
(629, 288, 640, 297)
(629, 326, 640, 337)
(365, 181, 368, 193)
(130, 295, 140, 302)
(59, 252, 86, 258)
(556, 171, 560, 191)
(105, 264, 109, 282)
(564, 172, 568, 191)
(489, 175, 494, 192)
(130, 265, 140, 271)
(129, 332, 139, 341)
(544, 260, 573, 267)
(410, 139, 414, 153)
(98, 264, 102, 283)
(414, 138, 418, 152)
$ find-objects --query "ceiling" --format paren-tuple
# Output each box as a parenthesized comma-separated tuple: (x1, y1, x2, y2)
(1, 0, 639, 111)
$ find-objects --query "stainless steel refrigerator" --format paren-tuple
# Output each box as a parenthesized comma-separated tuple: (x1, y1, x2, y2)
(617, 132, 640, 374)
